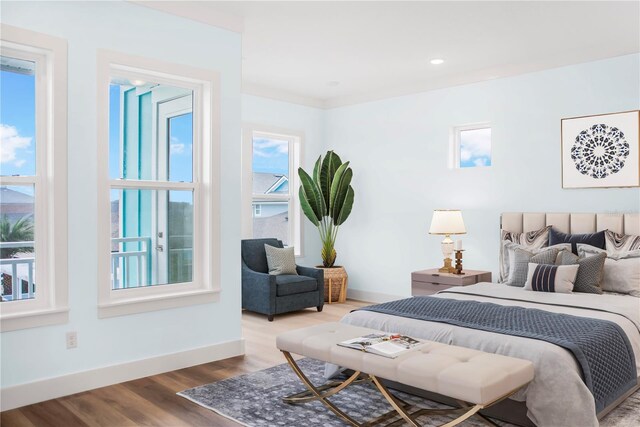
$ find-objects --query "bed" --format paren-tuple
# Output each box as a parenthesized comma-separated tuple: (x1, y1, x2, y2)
(338, 212, 640, 427)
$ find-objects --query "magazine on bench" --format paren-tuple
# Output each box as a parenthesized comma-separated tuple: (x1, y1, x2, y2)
(338, 333, 421, 358)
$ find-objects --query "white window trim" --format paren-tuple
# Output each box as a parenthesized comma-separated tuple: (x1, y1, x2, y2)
(0, 25, 68, 332)
(96, 50, 221, 318)
(449, 122, 492, 169)
(241, 124, 304, 257)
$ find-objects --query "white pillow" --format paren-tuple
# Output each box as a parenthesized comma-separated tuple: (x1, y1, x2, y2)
(577, 244, 640, 297)
(524, 263, 579, 293)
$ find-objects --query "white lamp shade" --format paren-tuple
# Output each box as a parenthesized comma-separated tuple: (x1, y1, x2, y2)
(429, 210, 466, 235)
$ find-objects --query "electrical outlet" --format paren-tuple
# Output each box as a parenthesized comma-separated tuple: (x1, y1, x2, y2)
(66, 331, 77, 349)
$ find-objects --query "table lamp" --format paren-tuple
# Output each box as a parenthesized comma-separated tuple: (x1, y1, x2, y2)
(429, 209, 466, 273)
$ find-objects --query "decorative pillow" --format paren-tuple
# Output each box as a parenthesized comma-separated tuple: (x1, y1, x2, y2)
(264, 245, 298, 275)
(505, 247, 560, 288)
(548, 228, 605, 255)
(499, 225, 551, 282)
(555, 250, 605, 294)
(577, 245, 640, 297)
(524, 263, 579, 293)
(501, 242, 570, 284)
(605, 230, 640, 255)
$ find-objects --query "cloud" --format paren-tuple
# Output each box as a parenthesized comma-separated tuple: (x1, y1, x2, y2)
(253, 138, 288, 158)
(0, 124, 32, 166)
(460, 128, 491, 159)
(170, 143, 185, 154)
(474, 158, 488, 167)
(169, 136, 187, 155)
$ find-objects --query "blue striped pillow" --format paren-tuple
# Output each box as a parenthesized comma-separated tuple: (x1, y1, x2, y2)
(524, 263, 579, 293)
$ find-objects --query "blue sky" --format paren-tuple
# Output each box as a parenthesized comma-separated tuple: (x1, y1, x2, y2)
(459, 128, 492, 168)
(1, 70, 36, 177)
(252, 137, 289, 176)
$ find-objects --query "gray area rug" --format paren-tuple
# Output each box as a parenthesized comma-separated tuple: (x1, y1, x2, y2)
(178, 358, 639, 427)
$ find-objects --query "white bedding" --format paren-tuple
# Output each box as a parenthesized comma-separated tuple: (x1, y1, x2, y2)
(338, 283, 640, 427)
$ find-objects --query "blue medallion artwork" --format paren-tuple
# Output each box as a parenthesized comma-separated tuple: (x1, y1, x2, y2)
(571, 123, 630, 179)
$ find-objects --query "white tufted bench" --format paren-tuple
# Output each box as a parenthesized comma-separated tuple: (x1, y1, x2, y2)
(277, 322, 534, 427)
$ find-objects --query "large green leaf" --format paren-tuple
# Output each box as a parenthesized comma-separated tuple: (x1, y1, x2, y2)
(299, 186, 319, 226)
(329, 162, 352, 221)
(312, 156, 322, 188)
(319, 151, 342, 210)
(298, 167, 325, 220)
(335, 185, 354, 226)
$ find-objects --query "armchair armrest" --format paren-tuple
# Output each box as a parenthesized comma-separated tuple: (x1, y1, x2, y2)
(296, 265, 324, 305)
(242, 261, 276, 314)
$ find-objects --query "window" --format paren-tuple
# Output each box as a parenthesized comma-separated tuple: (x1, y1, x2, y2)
(0, 25, 68, 331)
(97, 51, 220, 317)
(242, 127, 302, 256)
(452, 124, 492, 168)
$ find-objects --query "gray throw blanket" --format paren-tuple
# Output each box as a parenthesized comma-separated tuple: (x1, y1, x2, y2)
(359, 296, 637, 412)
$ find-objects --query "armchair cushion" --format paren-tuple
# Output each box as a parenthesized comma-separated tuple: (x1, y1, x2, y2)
(276, 275, 317, 297)
(265, 245, 298, 275)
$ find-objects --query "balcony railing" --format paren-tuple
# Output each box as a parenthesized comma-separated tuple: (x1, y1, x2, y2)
(111, 237, 152, 289)
(0, 241, 35, 301)
(2, 237, 191, 300)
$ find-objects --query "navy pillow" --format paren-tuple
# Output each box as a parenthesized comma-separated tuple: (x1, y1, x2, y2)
(548, 228, 605, 255)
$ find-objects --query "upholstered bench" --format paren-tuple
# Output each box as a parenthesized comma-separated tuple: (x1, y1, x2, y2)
(276, 322, 534, 427)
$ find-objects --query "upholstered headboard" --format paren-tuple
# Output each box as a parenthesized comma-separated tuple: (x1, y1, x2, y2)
(501, 212, 640, 236)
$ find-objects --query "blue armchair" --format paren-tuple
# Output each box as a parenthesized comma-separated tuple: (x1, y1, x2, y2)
(241, 238, 324, 321)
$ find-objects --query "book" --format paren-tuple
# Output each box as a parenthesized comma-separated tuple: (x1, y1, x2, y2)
(338, 333, 421, 358)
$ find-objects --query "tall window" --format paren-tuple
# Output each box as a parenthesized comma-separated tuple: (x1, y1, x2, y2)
(0, 25, 68, 331)
(452, 124, 492, 168)
(97, 51, 220, 317)
(244, 128, 302, 256)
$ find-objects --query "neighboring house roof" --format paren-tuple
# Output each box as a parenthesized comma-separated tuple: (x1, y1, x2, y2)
(0, 187, 34, 216)
(0, 187, 34, 204)
(253, 211, 289, 246)
(253, 173, 289, 195)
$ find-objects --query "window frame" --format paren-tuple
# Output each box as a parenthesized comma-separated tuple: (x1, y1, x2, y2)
(242, 125, 303, 257)
(96, 50, 220, 318)
(450, 122, 492, 169)
(0, 25, 68, 332)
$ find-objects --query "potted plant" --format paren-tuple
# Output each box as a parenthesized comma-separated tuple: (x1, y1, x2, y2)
(298, 151, 354, 303)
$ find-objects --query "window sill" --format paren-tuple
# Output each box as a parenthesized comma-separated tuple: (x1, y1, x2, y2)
(1, 307, 69, 332)
(97, 289, 220, 318)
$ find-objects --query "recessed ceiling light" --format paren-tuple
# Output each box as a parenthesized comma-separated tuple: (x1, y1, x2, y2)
(131, 79, 147, 86)
(430, 59, 445, 65)
(327, 81, 340, 87)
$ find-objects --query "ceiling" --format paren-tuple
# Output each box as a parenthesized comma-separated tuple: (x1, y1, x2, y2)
(137, 1, 640, 108)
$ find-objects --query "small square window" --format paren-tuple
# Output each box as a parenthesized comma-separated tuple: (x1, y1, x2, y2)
(452, 125, 492, 168)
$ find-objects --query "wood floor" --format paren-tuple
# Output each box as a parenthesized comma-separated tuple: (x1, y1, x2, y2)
(1, 301, 369, 427)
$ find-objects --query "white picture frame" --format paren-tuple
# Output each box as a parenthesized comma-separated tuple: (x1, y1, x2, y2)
(561, 110, 640, 189)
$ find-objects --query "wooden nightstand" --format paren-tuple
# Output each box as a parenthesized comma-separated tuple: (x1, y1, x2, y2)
(411, 269, 492, 296)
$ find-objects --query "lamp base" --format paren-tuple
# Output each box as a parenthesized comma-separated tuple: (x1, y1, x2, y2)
(438, 257, 455, 273)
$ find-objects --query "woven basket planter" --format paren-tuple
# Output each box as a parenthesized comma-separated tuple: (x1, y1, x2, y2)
(316, 266, 348, 303)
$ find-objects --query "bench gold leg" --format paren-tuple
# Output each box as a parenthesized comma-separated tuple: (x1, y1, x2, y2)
(370, 375, 421, 427)
(281, 351, 363, 426)
(282, 351, 525, 427)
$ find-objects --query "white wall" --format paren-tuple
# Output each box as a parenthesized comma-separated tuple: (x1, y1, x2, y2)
(325, 54, 640, 300)
(242, 94, 325, 267)
(0, 0, 242, 401)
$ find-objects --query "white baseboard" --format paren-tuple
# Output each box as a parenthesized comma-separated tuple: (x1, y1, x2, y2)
(1, 338, 245, 411)
(347, 288, 405, 303)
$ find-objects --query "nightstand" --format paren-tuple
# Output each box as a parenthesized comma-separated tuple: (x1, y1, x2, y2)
(411, 269, 492, 296)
